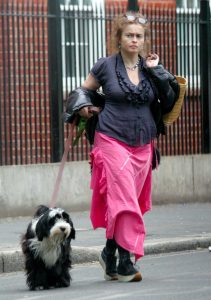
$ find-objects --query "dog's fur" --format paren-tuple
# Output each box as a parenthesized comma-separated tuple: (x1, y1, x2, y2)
(21, 205, 75, 290)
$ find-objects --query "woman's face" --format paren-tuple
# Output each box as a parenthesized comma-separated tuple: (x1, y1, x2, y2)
(119, 24, 145, 55)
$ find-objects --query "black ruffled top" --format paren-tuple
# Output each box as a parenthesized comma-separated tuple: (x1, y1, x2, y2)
(115, 53, 151, 105)
(90, 53, 157, 146)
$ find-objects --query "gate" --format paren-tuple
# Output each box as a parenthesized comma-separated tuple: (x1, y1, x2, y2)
(0, 0, 210, 165)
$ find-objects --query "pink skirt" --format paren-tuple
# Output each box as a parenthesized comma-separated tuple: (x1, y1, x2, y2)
(90, 132, 153, 260)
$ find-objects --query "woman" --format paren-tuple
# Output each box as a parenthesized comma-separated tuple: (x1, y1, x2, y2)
(77, 12, 179, 282)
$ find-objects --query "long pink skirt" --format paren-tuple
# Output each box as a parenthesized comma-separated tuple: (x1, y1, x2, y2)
(90, 132, 153, 260)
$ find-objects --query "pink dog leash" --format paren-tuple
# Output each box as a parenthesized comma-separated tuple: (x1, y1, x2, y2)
(49, 122, 75, 208)
(49, 106, 99, 208)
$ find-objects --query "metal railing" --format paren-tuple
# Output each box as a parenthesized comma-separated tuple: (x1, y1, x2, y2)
(0, 0, 210, 165)
(0, 0, 50, 165)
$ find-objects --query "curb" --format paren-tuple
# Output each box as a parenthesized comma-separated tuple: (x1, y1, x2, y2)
(1, 236, 211, 274)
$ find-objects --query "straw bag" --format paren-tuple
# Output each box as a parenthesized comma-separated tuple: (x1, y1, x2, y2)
(162, 76, 187, 126)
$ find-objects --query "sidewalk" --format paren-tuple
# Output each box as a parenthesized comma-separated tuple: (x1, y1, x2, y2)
(0, 203, 211, 273)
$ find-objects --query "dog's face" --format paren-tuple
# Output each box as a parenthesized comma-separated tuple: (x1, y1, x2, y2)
(22, 205, 75, 289)
(32, 206, 75, 242)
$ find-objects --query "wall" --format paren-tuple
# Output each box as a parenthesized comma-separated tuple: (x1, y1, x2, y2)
(0, 155, 210, 218)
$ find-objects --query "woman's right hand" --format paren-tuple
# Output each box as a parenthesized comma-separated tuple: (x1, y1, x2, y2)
(79, 73, 101, 118)
(78, 106, 92, 119)
(78, 106, 101, 119)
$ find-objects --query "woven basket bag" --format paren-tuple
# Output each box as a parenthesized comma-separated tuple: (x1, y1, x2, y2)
(162, 76, 187, 126)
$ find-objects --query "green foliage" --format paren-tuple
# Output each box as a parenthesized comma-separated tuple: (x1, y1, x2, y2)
(72, 117, 87, 146)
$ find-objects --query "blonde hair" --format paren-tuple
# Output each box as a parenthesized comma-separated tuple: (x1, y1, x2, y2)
(110, 12, 151, 57)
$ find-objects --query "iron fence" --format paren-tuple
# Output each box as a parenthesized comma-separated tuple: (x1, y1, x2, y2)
(0, 0, 50, 165)
(0, 0, 211, 165)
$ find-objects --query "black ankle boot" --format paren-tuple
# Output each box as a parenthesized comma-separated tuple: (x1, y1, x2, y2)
(99, 239, 118, 281)
(117, 246, 142, 282)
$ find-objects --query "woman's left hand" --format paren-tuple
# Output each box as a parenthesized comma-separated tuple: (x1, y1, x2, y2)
(146, 53, 159, 68)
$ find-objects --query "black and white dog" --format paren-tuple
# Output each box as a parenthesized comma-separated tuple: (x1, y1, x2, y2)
(21, 205, 75, 290)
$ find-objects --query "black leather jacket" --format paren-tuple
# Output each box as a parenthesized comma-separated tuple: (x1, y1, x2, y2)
(145, 63, 180, 136)
(63, 87, 105, 124)
(64, 63, 180, 142)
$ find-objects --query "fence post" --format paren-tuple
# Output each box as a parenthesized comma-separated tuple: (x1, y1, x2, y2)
(200, 0, 211, 153)
(127, 0, 139, 12)
(48, 0, 64, 162)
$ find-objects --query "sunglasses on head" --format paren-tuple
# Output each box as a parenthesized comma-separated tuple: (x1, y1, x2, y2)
(124, 14, 148, 25)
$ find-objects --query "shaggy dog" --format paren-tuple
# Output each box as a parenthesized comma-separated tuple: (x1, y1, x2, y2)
(21, 205, 75, 290)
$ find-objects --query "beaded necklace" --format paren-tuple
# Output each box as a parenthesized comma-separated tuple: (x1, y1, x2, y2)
(125, 58, 140, 71)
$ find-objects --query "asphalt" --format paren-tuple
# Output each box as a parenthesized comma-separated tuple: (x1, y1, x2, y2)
(0, 203, 211, 273)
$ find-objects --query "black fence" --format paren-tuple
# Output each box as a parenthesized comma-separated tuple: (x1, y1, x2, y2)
(0, 0, 211, 165)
